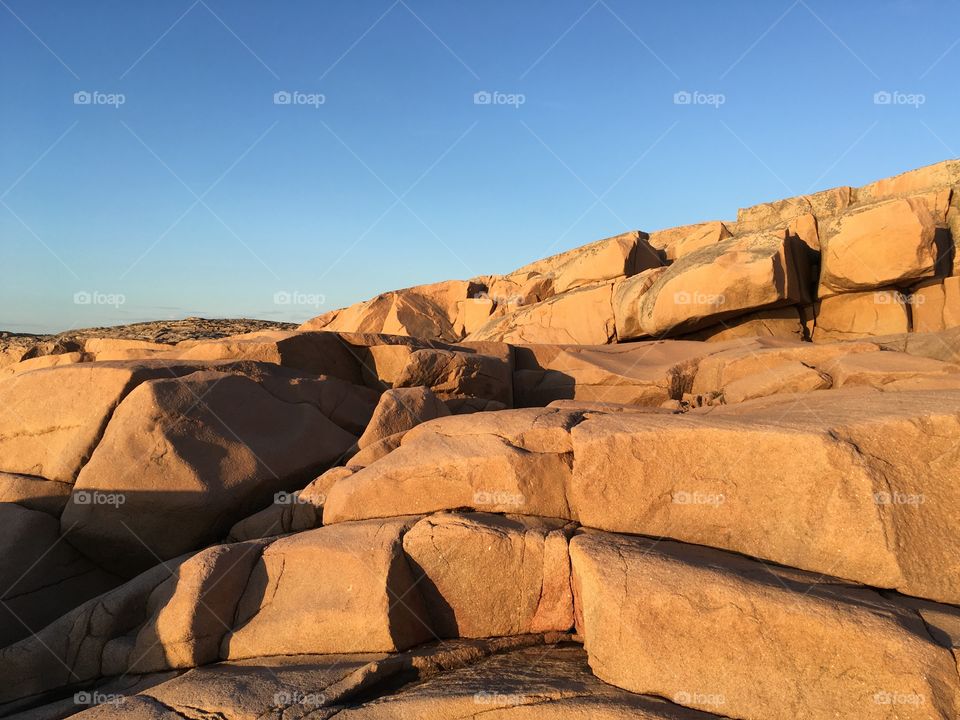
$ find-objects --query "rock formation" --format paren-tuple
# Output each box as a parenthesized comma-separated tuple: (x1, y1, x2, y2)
(3, 160, 960, 719)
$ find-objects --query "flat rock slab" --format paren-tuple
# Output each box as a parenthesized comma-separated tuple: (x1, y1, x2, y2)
(323, 408, 580, 524)
(335, 644, 721, 720)
(570, 532, 960, 720)
(60, 637, 576, 719)
(570, 388, 960, 603)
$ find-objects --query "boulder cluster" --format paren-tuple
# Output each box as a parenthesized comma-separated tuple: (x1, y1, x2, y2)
(2, 160, 960, 719)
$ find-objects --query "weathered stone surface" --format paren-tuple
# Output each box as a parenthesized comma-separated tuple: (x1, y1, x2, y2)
(226, 492, 321, 542)
(300, 281, 482, 342)
(172, 330, 365, 384)
(0, 504, 119, 648)
(453, 296, 495, 337)
(690, 337, 879, 396)
(323, 409, 579, 524)
(394, 348, 512, 407)
(222, 517, 432, 659)
(819, 199, 939, 295)
(0, 361, 205, 483)
(468, 282, 617, 345)
(569, 389, 960, 603)
(335, 644, 717, 720)
(513, 340, 719, 407)
(813, 289, 910, 341)
(818, 350, 960, 390)
(403, 513, 573, 638)
(913, 276, 960, 332)
(0, 350, 87, 376)
(358, 386, 450, 449)
(612, 267, 668, 340)
(128, 542, 264, 673)
(736, 185, 853, 233)
(546, 231, 662, 294)
(680, 306, 806, 342)
(892, 326, 960, 364)
(444, 396, 508, 414)
(84, 338, 175, 362)
(59, 637, 589, 720)
(720, 360, 831, 403)
(786, 211, 820, 251)
(634, 233, 808, 336)
(571, 533, 960, 720)
(62, 369, 358, 575)
(508, 231, 660, 295)
(349, 431, 406, 467)
(661, 221, 731, 260)
(0, 560, 176, 704)
(0, 471, 72, 514)
(856, 159, 960, 204)
(486, 272, 554, 310)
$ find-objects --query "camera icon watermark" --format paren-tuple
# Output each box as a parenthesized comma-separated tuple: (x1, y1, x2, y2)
(274, 690, 326, 707)
(873, 491, 924, 506)
(474, 691, 527, 706)
(73, 290, 126, 308)
(74, 90, 126, 108)
(873, 690, 924, 706)
(673, 691, 725, 707)
(873, 290, 924, 306)
(473, 90, 526, 108)
(873, 90, 925, 108)
(673, 290, 726, 306)
(672, 490, 726, 507)
(673, 90, 725, 108)
(273, 90, 326, 108)
(473, 489, 525, 507)
(274, 490, 311, 505)
(74, 691, 125, 707)
(273, 290, 326, 308)
(73, 490, 126, 508)
(472, 290, 524, 307)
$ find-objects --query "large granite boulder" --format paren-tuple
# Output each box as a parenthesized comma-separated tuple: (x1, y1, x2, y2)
(819, 198, 940, 295)
(571, 533, 959, 720)
(630, 233, 809, 337)
(62, 368, 360, 575)
(569, 389, 960, 603)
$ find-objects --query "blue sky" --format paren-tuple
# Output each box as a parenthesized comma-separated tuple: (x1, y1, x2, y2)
(2, 0, 958, 333)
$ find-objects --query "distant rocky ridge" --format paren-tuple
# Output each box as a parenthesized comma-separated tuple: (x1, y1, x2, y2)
(302, 159, 960, 346)
(2, 161, 960, 720)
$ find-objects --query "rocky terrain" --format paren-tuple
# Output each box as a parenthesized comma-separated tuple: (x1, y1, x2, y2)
(2, 159, 960, 719)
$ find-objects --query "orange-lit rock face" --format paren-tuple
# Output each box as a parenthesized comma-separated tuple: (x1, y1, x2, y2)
(5, 160, 960, 719)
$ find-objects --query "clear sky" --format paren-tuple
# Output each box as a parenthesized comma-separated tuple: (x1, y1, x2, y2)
(2, 0, 958, 333)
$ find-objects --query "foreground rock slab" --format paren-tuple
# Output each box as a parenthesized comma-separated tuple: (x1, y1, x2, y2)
(336, 644, 719, 720)
(222, 517, 432, 659)
(323, 408, 579, 524)
(403, 513, 574, 638)
(571, 532, 960, 720)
